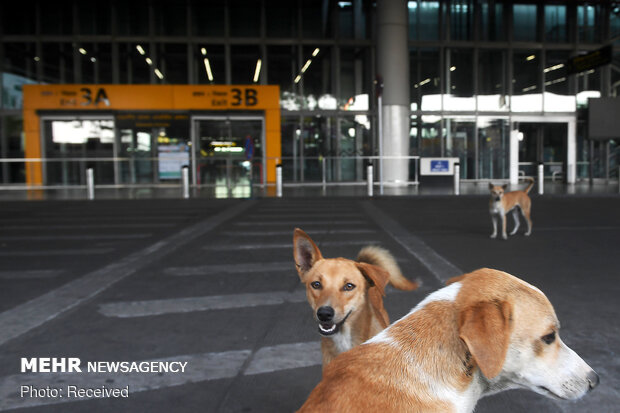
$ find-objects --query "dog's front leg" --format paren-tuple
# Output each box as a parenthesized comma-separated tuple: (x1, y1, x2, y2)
(501, 214, 508, 240)
(490, 215, 498, 239)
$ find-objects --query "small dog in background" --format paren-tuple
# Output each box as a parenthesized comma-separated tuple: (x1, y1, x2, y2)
(489, 177, 534, 240)
(293, 228, 419, 367)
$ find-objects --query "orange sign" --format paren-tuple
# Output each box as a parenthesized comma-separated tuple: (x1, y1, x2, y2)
(22, 84, 281, 185)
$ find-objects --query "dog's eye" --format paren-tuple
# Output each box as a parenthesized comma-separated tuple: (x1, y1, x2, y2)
(541, 331, 556, 345)
(310, 281, 322, 290)
(343, 283, 356, 291)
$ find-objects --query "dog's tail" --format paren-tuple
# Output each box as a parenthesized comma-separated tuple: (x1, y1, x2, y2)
(357, 246, 419, 291)
(524, 177, 535, 194)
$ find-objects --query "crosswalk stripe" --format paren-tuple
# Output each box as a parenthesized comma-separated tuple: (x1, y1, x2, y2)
(98, 290, 308, 318)
(163, 261, 293, 276)
(220, 229, 377, 236)
(0, 234, 151, 241)
(0, 248, 114, 256)
(0, 270, 63, 280)
(0, 341, 321, 410)
(233, 220, 366, 226)
(2, 224, 176, 230)
(203, 240, 378, 251)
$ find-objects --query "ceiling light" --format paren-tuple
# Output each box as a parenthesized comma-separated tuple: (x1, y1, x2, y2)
(154, 68, 164, 80)
(204, 58, 213, 81)
(136, 45, 145, 55)
(294, 74, 302, 84)
(301, 59, 312, 73)
(201, 47, 207, 56)
(526, 55, 535, 61)
(253, 59, 262, 83)
(79, 48, 87, 55)
(145, 57, 153, 65)
(450, 66, 456, 71)
(312, 48, 320, 57)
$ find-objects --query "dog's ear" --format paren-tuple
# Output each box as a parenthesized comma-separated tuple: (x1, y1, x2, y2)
(488, 183, 494, 190)
(293, 228, 323, 281)
(355, 262, 390, 296)
(501, 184, 508, 190)
(459, 300, 513, 379)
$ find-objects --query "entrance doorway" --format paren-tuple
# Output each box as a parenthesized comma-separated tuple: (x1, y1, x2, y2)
(518, 122, 567, 180)
(512, 116, 576, 184)
(192, 115, 265, 195)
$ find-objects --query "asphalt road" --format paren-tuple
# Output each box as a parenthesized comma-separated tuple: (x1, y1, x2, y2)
(0, 195, 618, 412)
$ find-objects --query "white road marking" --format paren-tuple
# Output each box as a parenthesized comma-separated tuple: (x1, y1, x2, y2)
(163, 261, 294, 276)
(233, 220, 366, 226)
(98, 290, 308, 318)
(361, 201, 462, 283)
(0, 341, 321, 410)
(0, 248, 115, 256)
(0, 202, 256, 347)
(0, 270, 63, 280)
(0, 234, 151, 241)
(220, 229, 376, 236)
(203, 240, 378, 250)
(2, 224, 176, 230)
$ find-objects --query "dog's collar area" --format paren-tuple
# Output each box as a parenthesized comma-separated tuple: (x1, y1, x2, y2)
(318, 310, 352, 337)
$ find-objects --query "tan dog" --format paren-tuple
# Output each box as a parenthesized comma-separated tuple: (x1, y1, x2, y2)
(293, 228, 418, 367)
(299, 268, 599, 412)
(489, 177, 534, 239)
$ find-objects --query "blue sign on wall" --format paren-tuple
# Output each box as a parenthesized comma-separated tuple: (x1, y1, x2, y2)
(430, 160, 450, 173)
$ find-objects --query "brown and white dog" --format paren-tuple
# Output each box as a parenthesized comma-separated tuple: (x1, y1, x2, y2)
(299, 268, 599, 412)
(293, 228, 418, 367)
(489, 177, 534, 240)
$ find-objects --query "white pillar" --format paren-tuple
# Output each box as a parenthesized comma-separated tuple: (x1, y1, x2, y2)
(510, 129, 520, 185)
(538, 163, 544, 195)
(367, 164, 374, 196)
(182, 166, 190, 199)
(276, 164, 282, 198)
(86, 168, 95, 200)
(377, 0, 410, 185)
(567, 119, 576, 184)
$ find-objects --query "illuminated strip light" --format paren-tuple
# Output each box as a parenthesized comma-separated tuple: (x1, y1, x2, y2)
(201, 47, 207, 56)
(526, 55, 536, 61)
(204, 58, 214, 81)
(253, 59, 262, 83)
(136, 45, 146, 55)
(450, 66, 456, 72)
(154, 69, 164, 80)
(419, 78, 431, 86)
(544, 77, 566, 86)
(522, 85, 537, 92)
(79, 48, 87, 55)
(301, 59, 312, 73)
(544, 63, 564, 73)
(294, 74, 302, 84)
(145, 57, 153, 65)
(312, 48, 320, 57)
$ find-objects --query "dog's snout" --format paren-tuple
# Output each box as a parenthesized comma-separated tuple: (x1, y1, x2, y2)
(317, 306, 334, 322)
(587, 371, 600, 391)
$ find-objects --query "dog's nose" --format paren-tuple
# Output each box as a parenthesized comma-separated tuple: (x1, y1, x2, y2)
(317, 306, 334, 322)
(587, 371, 600, 391)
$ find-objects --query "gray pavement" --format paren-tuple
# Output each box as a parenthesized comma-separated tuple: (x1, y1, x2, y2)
(0, 194, 618, 412)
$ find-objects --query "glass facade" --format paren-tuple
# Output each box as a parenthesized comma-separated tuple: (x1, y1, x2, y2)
(1, 0, 619, 187)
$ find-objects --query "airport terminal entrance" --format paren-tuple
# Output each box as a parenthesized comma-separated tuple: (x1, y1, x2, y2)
(192, 115, 265, 192)
(512, 116, 576, 184)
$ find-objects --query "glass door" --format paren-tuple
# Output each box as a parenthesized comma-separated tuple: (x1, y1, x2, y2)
(193, 115, 264, 194)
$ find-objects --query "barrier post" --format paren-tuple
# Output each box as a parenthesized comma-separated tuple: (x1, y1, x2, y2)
(86, 168, 95, 200)
(322, 156, 326, 192)
(453, 163, 460, 195)
(367, 164, 374, 197)
(276, 164, 283, 198)
(538, 162, 544, 195)
(182, 166, 190, 199)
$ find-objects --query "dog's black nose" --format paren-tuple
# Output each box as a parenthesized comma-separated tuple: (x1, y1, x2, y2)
(317, 306, 334, 322)
(587, 371, 600, 391)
